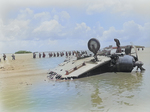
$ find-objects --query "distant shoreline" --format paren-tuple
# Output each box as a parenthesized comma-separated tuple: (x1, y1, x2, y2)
(15, 50, 32, 54)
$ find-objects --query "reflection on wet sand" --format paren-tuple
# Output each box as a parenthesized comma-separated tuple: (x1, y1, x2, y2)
(91, 88, 103, 109)
(0, 74, 48, 112)
(75, 72, 143, 111)
(0, 70, 147, 112)
(0, 48, 150, 112)
(0, 54, 64, 112)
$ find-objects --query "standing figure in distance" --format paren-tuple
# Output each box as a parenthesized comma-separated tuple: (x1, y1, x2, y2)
(12, 54, 15, 60)
(3, 54, 6, 61)
(43, 52, 45, 58)
(39, 53, 41, 58)
(33, 52, 36, 59)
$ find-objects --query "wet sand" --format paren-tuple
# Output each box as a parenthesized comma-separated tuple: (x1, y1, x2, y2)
(0, 48, 150, 112)
(0, 53, 48, 79)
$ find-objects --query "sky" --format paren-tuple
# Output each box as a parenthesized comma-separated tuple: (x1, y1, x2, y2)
(0, 0, 150, 53)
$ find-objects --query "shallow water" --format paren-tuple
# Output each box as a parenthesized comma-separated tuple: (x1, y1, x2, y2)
(0, 48, 150, 112)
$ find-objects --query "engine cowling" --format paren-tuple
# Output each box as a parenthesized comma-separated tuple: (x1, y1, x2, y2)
(110, 54, 135, 72)
(115, 55, 135, 72)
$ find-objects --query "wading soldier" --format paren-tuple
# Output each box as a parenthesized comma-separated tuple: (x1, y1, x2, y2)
(3, 54, 6, 61)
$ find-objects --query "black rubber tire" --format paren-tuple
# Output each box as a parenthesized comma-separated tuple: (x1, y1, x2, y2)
(88, 38, 100, 54)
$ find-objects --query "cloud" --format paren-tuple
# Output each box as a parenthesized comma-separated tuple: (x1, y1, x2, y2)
(0, 8, 71, 42)
(75, 22, 91, 32)
(0, 0, 83, 20)
(60, 11, 70, 21)
(0, 39, 58, 53)
(19, 8, 34, 16)
(34, 12, 51, 22)
(0, 19, 30, 41)
(0, 3, 150, 53)
(98, 20, 150, 46)
(71, 22, 92, 39)
(86, 0, 150, 17)
(1, 0, 150, 19)
(143, 22, 150, 39)
(0, 19, 5, 40)
(33, 20, 61, 32)
(122, 21, 143, 39)
(32, 20, 64, 39)
(86, 0, 114, 14)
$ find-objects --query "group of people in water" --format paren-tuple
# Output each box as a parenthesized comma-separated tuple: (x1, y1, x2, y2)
(33, 51, 88, 59)
(0, 54, 15, 62)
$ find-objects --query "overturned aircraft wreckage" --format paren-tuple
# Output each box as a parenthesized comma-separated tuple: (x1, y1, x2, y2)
(47, 38, 145, 80)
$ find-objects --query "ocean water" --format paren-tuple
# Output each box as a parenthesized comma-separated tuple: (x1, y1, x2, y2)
(0, 48, 150, 112)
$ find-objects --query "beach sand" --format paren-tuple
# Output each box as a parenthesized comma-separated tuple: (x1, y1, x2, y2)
(0, 53, 47, 79)
(0, 49, 150, 112)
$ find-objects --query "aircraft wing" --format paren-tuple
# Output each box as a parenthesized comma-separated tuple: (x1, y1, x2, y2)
(134, 45, 145, 48)
(112, 45, 145, 49)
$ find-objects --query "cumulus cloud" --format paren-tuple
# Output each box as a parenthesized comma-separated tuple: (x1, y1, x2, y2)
(86, 0, 150, 17)
(33, 20, 60, 32)
(0, 8, 73, 53)
(75, 22, 91, 32)
(98, 20, 150, 46)
(33, 20, 64, 39)
(142, 22, 150, 39)
(72, 22, 92, 39)
(60, 11, 70, 21)
(34, 12, 51, 22)
(16, 8, 34, 20)
(1, 0, 150, 19)
(0, 19, 30, 41)
(86, 0, 114, 14)
(0, 1, 150, 53)
(0, 8, 71, 41)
